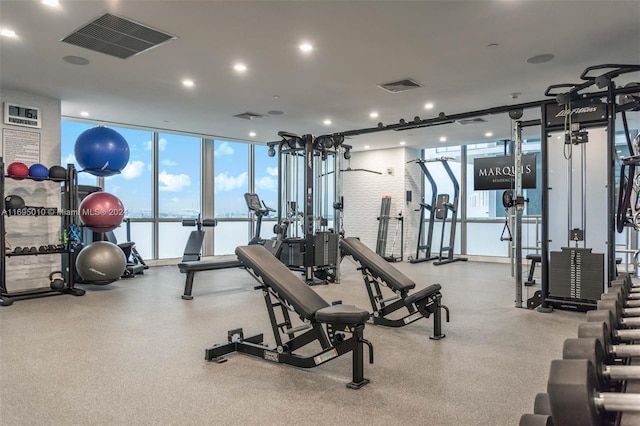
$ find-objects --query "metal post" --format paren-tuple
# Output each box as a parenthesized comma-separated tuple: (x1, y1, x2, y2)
(514, 121, 523, 308)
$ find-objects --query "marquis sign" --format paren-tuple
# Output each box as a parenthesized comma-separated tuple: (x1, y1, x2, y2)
(473, 154, 537, 190)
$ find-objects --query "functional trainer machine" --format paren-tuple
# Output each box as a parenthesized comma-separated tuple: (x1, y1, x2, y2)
(340, 237, 449, 340)
(266, 131, 349, 284)
(205, 244, 373, 389)
(408, 157, 466, 266)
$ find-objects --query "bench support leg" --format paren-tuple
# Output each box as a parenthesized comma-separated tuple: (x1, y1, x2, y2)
(347, 326, 370, 389)
(182, 272, 195, 300)
(429, 300, 448, 340)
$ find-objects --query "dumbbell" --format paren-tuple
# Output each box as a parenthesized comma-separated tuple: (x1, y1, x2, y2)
(597, 299, 640, 320)
(547, 359, 640, 426)
(518, 413, 553, 426)
(575, 322, 640, 362)
(607, 282, 640, 300)
(610, 279, 640, 297)
(611, 274, 639, 293)
(562, 338, 640, 387)
(587, 308, 640, 332)
(601, 290, 640, 308)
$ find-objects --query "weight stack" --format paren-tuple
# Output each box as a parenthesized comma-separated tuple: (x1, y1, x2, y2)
(314, 232, 338, 266)
(549, 247, 603, 301)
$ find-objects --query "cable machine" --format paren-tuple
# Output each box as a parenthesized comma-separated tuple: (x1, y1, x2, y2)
(266, 131, 349, 284)
(537, 64, 640, 312)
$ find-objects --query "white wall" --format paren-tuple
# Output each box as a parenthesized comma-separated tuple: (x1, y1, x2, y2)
(342, 147, 421, 259)
(1, 89, 61, 290)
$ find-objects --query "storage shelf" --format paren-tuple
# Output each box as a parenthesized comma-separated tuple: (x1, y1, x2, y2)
(1, 158, 82, 306)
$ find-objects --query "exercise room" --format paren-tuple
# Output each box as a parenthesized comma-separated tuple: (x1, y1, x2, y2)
(1, 1, 640, 425)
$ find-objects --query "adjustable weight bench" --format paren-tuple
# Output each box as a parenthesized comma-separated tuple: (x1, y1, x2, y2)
(177, 217, 242, 300)
(205, 244, 373, 389)
(340, 237, 449, 340)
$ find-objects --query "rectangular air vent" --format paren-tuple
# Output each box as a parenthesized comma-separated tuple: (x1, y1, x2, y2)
(233, 112, 266, 120)
(456, 117, 487, 125)
(377, 78, 423, 94)
(60, 13, 177, 59)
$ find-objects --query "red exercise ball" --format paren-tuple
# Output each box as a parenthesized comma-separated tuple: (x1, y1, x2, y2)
(7, 162, 29, 180)
(78, 192, 125, 233)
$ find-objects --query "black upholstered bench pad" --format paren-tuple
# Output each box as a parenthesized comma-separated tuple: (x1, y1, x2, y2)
(405, 284, 441, 305)
(340, 237, 416, 291)
(315, 304, 370, 324)
(525, 254, 542, 262)
(178, 258, 242, 273)
(236, 245, 329, 320)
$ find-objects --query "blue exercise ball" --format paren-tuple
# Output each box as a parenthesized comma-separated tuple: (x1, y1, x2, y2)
(29, 163, 49, 181)
(74, 127, 130, 177)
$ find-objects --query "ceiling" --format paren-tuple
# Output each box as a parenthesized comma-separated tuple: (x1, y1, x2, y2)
(1, 0, 639, 151)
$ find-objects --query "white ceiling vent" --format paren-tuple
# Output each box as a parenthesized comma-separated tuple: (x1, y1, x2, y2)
(377, 78, 423, 94)
(456, 117, 487, 125)
(234, 112, 266, 120)
(60, 13, 177, 59)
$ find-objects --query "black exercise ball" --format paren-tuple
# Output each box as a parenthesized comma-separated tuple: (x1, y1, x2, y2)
(48, 165, 67, 180)
(75, 241, 126, 284)
(5, 195, 25, 210)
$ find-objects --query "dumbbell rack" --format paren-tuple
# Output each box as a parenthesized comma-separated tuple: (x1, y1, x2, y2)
(0, 157, 85, 306)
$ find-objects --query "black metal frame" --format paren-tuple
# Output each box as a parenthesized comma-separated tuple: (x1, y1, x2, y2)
(354, 264, 449, 340)
(409, 160, 438, 263)
(1, 160, 85, 306)
(204, 267, 372, 389)
(433, 159, 467, 265)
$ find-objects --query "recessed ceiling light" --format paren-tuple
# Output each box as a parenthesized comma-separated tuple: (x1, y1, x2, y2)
(0, 28, 17, 38)
(323, 119, 332, 125)
(299, 43, 313, 53)
(369, 111, 379, 119)
(80, 111, 90, 117)
(234, 63, 247, 72)
(424, 103, 434, 110)
(485, 132, 493, 137)
(364, 145, 370, 150)
(42, 0, 60, 6)
(400, 141, 406, 146)
(273, 95, 280, 99)
(557, 136, 562, 139)
(439, 136, 447, 142)
(249, 132, 256, 137)
(526, 53, 554, 64)
(182, 79, 194, 87)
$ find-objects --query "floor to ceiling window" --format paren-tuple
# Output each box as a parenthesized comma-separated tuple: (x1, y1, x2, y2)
(157, 133, 202, 259)
(213, 140, 250, 255)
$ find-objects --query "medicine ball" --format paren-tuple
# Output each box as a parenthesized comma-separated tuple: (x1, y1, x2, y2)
(78, 191, 125, 233)
(7, 162, 29, 180)
(48, 165, 67, 180)
(75, 241, 126, 284)
(4, 195, 25, 210)
(74, 126, 130, 177)
(29, 163, 49, 181)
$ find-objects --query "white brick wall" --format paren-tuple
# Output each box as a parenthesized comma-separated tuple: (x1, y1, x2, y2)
(342, 147, 422, 259)
(1, 90, 61, 290)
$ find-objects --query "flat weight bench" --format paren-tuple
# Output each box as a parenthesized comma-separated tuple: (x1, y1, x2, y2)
(205, 244, 373, 389)
(178, 259, 242, 300)
(340, 237, 449, 340)
(177, 217, 243, 299)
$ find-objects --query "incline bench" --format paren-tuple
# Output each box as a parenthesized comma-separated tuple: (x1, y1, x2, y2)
(177, 217, 242, 300)
(340, 237, 449, 340)
(205, 244, 373, 389)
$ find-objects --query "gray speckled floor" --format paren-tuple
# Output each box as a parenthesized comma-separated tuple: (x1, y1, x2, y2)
(0, 258, 582, 425)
